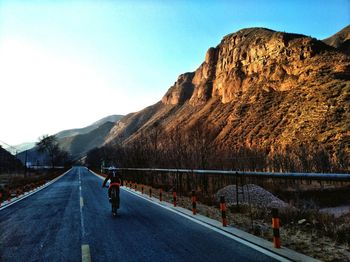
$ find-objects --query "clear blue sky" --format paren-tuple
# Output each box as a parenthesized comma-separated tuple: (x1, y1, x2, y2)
(0, 0, 349, 145)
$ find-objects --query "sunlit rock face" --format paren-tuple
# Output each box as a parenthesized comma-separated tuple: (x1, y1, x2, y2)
(212, 28, 332, 102)
(163, 27, 349, 105)
(162, 72, 195, 105)
(107, 27, 350, 158)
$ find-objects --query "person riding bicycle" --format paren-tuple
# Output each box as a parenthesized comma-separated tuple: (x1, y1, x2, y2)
(102, 166, 123, 201)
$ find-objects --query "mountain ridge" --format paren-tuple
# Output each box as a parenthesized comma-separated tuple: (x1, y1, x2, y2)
(56, 115, 123, 139)
(16, 114, 124, 164)
(323, 25, 350, 54)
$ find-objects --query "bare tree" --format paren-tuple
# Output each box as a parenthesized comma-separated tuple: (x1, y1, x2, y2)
(36, 135, 65, 168)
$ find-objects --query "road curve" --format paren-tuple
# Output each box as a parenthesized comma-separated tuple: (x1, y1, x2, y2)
(0, 167, 278, 262)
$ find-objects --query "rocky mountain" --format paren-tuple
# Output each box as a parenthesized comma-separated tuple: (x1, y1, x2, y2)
(105, 26, 350, 167)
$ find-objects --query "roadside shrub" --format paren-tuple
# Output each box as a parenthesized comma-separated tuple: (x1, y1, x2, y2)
(334, 222, 350, 244)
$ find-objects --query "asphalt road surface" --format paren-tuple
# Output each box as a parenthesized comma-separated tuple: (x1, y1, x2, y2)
(0, 167, 278, 262)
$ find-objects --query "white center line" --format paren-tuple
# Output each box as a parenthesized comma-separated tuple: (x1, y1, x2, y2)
(78, 168, 86, 238)
(81, 244, 91, 262)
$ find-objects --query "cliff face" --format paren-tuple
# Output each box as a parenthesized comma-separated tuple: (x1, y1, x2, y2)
(162, 73, 194, 105)
(106, 26, 350, 160)
(163, 28, 348, 105)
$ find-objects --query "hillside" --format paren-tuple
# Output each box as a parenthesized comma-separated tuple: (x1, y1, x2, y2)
(3, 142, 36, 154)
(323, 25, 350, 54)
(56, 115, 123, 139)
(105, 26, 350, 171)
(59, 121, 115, 159)
(0, 147, 23, 173)
(17, 115, 123, 164)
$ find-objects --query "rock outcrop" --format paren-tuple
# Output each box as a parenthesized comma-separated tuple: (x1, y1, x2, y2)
(162, 73, 194, 105)
(162, 27, 348, 106)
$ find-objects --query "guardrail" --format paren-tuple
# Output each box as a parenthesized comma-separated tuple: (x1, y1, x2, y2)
(104, 167, 350, 181)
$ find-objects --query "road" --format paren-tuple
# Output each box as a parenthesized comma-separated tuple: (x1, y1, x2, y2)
(0, 167, 278, 262)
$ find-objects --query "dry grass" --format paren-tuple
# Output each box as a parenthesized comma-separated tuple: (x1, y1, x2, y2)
(0, 170, 65, 202)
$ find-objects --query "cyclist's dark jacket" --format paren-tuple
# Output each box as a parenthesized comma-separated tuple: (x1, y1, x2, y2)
(102, 171, 123, 187)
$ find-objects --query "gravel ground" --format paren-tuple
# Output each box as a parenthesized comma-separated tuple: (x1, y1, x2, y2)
(320, 205, 350, 218)
(215, 184, 289, 209)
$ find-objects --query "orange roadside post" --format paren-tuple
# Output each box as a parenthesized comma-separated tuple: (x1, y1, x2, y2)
(192, 190, 197, 215)
(220, 196, 228, 227)
(272, 208, 281, 248)
(173, 191, 177, 207)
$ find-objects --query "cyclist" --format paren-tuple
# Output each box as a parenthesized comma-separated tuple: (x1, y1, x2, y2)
(102, 166, 123, 201)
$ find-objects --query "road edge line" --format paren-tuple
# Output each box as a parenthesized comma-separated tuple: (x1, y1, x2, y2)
(0, 168, 72, 211)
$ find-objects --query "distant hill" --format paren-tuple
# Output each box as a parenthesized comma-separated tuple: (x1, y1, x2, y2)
(4, 142, 36, 154)
(323, 25, 350, 54)
(17, 114, 124, 164)
(56, 115, 123, 139)
(59, 121, 115, 159)
(0, 146, 23, 173)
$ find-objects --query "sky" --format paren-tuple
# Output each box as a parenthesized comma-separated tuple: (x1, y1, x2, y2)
(0, 0, 349, 146)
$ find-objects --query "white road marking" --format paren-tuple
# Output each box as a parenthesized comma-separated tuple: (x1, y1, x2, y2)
(78, 168, 86, 237)
(81, 244, 91, 262)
